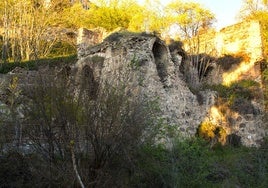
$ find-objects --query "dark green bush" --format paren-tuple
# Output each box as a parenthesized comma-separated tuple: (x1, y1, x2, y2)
(130, 136, 268, 188)
(1, 136, 267, 187)
(207, 80, 259, 100)
(131, 138, 213, 188)
(205, 80, 260, 114)
(0, 151, 32, 187)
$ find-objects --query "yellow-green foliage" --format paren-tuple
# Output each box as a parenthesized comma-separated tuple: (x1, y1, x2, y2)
(198, 121, 227, 144)
(198, 121, 216, 140)
(165, 0, 215, 39)
(206, 80, 260, 114)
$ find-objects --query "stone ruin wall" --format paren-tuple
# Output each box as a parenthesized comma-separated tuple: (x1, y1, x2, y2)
(196, 21, 267, 146)
(1, 24, 266, 148)
(77, 27, 108, 59)
(76, 34, 205, 138)
(199, 21, 263, 84)
(198, 21, 263, 60)
(75, 27, 267, 146)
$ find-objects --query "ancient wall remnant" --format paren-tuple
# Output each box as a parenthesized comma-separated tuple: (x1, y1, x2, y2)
(75, 30, 267, 147)
(77, 28, 107, 59)
(76, 32, 204, 137)
(197, 21, 263, 60)
(152, 41, 169, 86)
(195, 21, 267, 146)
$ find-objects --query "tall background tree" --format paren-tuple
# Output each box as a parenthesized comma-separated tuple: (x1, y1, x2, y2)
(165, 0, 215, 54)
(164, 0, 215, 89)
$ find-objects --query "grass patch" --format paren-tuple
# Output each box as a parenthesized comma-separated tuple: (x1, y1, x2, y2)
(131, 138, 268, 188)
(0, 55, 77, 74)
(207, 80, 259, 100)
(204, 79, 261, 115)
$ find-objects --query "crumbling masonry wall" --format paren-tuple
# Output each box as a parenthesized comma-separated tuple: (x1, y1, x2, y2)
(196, 21, 267, 146)
(76, 28, 267, 147)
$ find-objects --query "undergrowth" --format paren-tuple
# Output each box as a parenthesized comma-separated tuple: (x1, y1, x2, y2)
(1, 137, 267, 187)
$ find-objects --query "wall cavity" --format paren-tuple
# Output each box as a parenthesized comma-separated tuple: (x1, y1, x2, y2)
(81, 65, 98, 99)
(152, 41, 168, 86)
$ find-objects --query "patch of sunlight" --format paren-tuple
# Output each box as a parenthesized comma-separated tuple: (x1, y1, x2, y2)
(209, 106, 225, 124)
(199, 106, 229, 145)
(202, 105, 234, 145)
(222, 60, 255, 86)
(207, 106, 232, 133)
(224, 42, 240, 55)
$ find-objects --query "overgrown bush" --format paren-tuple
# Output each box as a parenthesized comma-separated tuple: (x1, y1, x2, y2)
(205, 80, 260, 114)
(130, 137, 268, 188)
(197, 121, 227, 147)
(182, 53, 215, 89)
(131, 138, 212, 188)
(18, 70, 159, 187)
(0, 151, 32, 187)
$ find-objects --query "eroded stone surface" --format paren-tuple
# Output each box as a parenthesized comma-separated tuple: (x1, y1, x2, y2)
(76, 31, 267, 146)
(76, 32, 205, 136)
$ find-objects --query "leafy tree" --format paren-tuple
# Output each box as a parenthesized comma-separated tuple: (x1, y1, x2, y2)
(165, 0, 215, 41)
(86, 0, 143, 31)
(59, 2, 90, 28)
(0, 0, 59, 61)
(128, 0, 167, 34)
(239, 0, 268, 18)
(164, 1, 215, 89)
(19, 64, 159, 186)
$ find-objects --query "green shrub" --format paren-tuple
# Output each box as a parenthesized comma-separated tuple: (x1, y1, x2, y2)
(207, 80, 258, 100)
(131, 138, 213, 188)
(0, 151, 32, 187)
(205, 79, 260, 114)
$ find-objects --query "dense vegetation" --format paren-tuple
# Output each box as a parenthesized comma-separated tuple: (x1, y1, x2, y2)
(0, 70, 267, 187)
(2, 139, 268, 187)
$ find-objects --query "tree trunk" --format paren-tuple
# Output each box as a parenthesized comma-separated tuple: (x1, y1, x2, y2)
(71, 144, 85, 188)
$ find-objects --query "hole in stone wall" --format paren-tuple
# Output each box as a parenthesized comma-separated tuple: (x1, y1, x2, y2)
(82, 65, 99, 99)
(152, 41, 168, 86)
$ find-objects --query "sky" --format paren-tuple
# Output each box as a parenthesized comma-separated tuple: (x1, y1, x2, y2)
(139, 0, 244, 30)
(192, 0, 243, 29)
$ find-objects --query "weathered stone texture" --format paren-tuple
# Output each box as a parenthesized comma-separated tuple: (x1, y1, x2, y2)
(1, 23, 267, 147)
(195, 21, 267, 146)
(75, 29, 267, 146)
(77, 28, 107, 59)
(76, 33, 205, 136)
(197, 21, 263, 60)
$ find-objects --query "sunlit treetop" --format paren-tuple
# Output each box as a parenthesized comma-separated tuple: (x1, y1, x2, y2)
(165, 0, 215, 39)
